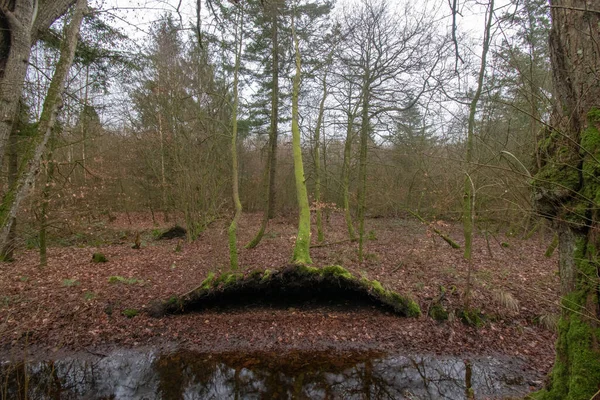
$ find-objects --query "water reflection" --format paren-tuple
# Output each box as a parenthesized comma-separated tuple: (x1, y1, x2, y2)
(1, 349, 536, 399)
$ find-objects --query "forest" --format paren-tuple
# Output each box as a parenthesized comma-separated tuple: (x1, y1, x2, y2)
(0, 0, 598, 399)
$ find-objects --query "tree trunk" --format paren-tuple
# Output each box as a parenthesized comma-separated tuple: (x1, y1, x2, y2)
(0, 109, 19, 261)
(0, 0, 77, 169)
(228, 4, 243, 271)
(357, 78, 369, 262)
(0, 0, 87, 254)
(81, 65, 89, 181)
(313, 72, 328, 243)
(246, 5, 279, 249)
(533, 1, 600, 398)
(290, 14, 311, 265)
(462, 0, 494, 308)
(39, 133, 56, 267)
(341, 108, 357, 241)
(0, 1, 35, 170)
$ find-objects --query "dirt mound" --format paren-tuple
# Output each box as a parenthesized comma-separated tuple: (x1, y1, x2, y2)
(149, 265, 421, 318)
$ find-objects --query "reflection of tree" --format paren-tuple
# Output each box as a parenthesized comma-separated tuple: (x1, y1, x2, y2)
(3, 350, 534, 399)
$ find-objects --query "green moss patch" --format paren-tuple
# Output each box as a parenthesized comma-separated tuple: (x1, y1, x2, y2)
(122, 308, 139, 318)
(429, 304, 449, 321)
(108, 276, 142, 285)
(457, 308, 485, 327)
(91, 253, 107, 263)
(149, 265, 420, 318)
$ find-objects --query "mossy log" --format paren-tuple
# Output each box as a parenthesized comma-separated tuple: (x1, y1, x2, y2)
(149, 265, 421, 318)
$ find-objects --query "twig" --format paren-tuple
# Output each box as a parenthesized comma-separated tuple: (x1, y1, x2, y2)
(405, 209, 461, 249)
(391, 262, 404, 273)
(83, 347, 107, 358)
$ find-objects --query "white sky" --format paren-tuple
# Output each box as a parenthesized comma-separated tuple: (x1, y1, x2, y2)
(96, 0, 509, 41)
(91, 0, 516, 132)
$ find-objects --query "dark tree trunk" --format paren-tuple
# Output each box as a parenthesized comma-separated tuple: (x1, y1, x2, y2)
(534, 1, 600, 398)
(0, 110, 18, 261)
(246, 3, 279, 249)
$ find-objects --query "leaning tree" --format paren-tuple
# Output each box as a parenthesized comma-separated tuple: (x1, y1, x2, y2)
(533, 0, 600, 398)
(0, 0, 78, 168)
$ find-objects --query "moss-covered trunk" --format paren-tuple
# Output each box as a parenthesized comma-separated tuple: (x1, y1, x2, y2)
(0, 0, 87, 255)
(532, 1, 600, 398)
(290, 15, 311, 265)
(228, 4, 243, 271)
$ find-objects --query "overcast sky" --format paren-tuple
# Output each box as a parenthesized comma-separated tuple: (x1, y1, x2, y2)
(90, 0, 513, 130)
(96, 0, 507, 42)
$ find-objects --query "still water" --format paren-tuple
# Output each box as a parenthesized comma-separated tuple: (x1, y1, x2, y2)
(1, 349, 538, 399)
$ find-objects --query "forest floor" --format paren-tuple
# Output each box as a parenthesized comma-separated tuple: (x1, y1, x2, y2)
(0, 212, 558, 382)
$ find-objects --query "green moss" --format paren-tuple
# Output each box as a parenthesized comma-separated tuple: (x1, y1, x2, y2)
(108, 276, 141, 285)
(62, 278, 80, 287)
(151, 228, 163, 239)
(200, 272, 216, 290)
(321, 265, 353, 280)
(535, 286, 600, 399)
(154, 265, 421, 318)
(83, 291, 96, 301)
(261, 269, 272, 283)
(384, 291, 421, 317)
(581, 110, 600, 152)
(215, 272, 243, 288)
(429, 304, 449, 321)
(122, 308, 138, 318)
(369, 280, 386, 296)
(297, 265, 320, 276)
(249, 270, 263, 279)
(458, 308, 484, 327)
(91, 253, 107, 263)
(360, 278, 421, 317)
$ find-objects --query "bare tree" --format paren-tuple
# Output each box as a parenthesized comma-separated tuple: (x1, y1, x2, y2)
(338, 0, 442, 261)
(0, 0, 88, 258)
(462, 0, 495, 309)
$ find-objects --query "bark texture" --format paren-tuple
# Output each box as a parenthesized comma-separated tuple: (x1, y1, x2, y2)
(0, 0, 76, 168)
(0, 0, 87, 255)
(533, 1, 600, 398)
